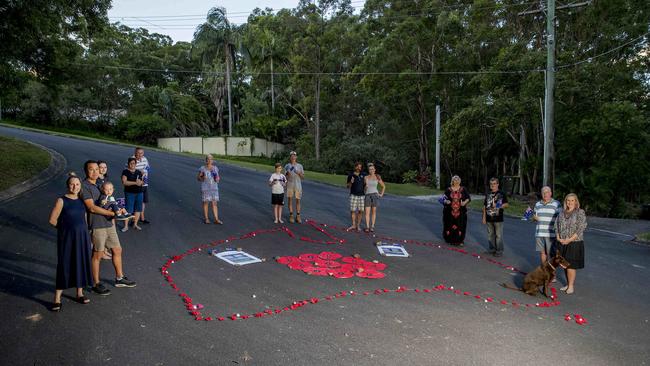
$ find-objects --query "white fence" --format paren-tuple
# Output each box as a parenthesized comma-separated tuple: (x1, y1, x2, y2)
(158, 137, 285, 157)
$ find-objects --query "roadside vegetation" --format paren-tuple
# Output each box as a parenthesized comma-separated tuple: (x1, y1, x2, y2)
(2, 1, 648, 217)
(0, 136, 51, 191)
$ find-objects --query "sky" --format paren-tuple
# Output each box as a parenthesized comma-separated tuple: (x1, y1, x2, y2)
(108, 0, 313, 43)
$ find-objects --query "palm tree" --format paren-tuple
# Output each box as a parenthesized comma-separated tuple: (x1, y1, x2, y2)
(193, 7, 237, 135)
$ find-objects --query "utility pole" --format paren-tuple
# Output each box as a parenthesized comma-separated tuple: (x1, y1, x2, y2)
(519, 0, 591, 188)
(435, 105, 441, 190)
(544, 0, 555, 188)
(226, 47, 233, 136)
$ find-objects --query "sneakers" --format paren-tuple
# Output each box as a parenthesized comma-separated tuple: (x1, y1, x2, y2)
(115, 276, 137, 288)
(116, 213, 133, 221)
(92, 282, 112, 296)
(289, 214, 295, 223)
(296, 214, 302, 223)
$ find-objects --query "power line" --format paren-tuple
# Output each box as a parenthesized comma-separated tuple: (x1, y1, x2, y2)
(556, 31, 650, 69)
(70, 62, 545, 75)
(109, 1, 539, 24)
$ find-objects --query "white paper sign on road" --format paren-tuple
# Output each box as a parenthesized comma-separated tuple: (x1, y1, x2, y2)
(215, 250, 263, 266)
(376, 242, 410, 257)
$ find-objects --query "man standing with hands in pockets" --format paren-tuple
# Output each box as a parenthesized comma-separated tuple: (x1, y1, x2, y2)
(482, 177, 509, 257)
(284, 151, 304, 223)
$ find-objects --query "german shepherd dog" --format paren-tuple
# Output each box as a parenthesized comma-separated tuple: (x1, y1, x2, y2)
(501, 251, 570, 297)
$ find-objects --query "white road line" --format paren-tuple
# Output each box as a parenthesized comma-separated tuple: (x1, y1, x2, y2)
(588, 227, 635, 238)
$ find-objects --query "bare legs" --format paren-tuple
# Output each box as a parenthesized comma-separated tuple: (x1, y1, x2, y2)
(92, 246, 124, 285)
(364, 207, 377, 230)
(274, 204, 284, 223)
(287, 197, 301, 221)
(203, 201, 220, 223)
(563, 268, 576, 293)
(349, 211, 362, 230)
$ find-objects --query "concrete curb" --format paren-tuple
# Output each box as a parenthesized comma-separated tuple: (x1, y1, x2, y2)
(0, 141, 67, 204)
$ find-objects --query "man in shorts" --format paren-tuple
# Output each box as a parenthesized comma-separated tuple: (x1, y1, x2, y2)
(81, 160, 136, 296)
(346, 162, 365, 231)
(284, 151, 304, 223)
(134, 147, 151, 224)
(533, 186, 561, 265)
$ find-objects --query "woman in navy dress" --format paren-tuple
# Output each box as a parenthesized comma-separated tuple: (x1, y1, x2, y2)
(48, 173, 93, 311)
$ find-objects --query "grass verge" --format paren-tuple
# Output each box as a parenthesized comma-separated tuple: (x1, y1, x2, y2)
(1, 120, 135, 146)
(0, 136, 51, 191)
(211, 154, 442, 197)
(2, 121, 441, 197)
(636, 232, 650, 243)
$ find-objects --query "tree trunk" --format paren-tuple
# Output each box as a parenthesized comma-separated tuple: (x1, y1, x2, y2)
(315, 74, 321, 160)
(270, 55, 275, 111)
(225, 46, 233, 136)
(417, 88, 429, 174)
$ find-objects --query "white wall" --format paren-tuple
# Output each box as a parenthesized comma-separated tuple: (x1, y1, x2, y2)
(179, 137, 203, 154)
(203, 137, 226, 156)
(226, 137, 252, 156)
(158, 138, 180, 152)
(158, 136, 284, 157)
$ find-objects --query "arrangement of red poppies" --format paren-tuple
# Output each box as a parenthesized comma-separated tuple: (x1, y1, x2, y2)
(276, 251, 387, 279)
(160, 219, 588, 326)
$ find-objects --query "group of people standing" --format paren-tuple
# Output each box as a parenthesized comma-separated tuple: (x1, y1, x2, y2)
(440, 175, 587, 294)
(346, 162, 386, 232)
(198, 152, 387, 231)
(48, 147, 151, 311)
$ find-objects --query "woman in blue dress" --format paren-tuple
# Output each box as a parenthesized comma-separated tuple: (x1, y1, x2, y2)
(48, 173, 93, 311)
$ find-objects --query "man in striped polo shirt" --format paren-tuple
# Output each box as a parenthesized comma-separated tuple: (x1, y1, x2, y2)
(533, 186, 561, 264)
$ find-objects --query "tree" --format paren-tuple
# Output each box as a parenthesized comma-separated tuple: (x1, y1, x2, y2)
(193, 7, 240, 135)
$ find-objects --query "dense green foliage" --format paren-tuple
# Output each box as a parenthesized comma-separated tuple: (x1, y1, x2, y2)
(1, 0, 649, 216)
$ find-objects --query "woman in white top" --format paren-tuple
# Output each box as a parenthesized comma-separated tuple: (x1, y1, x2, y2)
(197, 154, 223, 224)
(363, 163, 386, 232)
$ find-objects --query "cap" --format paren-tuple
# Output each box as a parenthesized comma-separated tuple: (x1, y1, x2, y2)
(289, 151, 297, 156)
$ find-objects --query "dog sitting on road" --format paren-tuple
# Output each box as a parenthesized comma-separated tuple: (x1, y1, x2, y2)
(501, 251, 570, 297)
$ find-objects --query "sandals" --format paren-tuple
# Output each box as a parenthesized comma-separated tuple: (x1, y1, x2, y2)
(76, 296, 90, 305)
(204, 219, 211, 224)
(214, 220, 224, 225)
(370, 227, 375, 233)
(51, 302, 62, 312)
(364, 228, 370, 233)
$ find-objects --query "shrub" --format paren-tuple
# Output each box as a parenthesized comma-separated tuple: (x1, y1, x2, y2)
(116, 114, 172, 145)
(401, 170, 418, 184)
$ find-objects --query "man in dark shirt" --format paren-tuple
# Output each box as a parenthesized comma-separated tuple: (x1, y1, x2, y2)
(81, 160, 136, 296)
(346, 162, 366, 231)
(482, 177, 509, 256)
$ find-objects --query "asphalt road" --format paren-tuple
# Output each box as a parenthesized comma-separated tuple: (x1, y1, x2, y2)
(1, 126, 649, 366)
